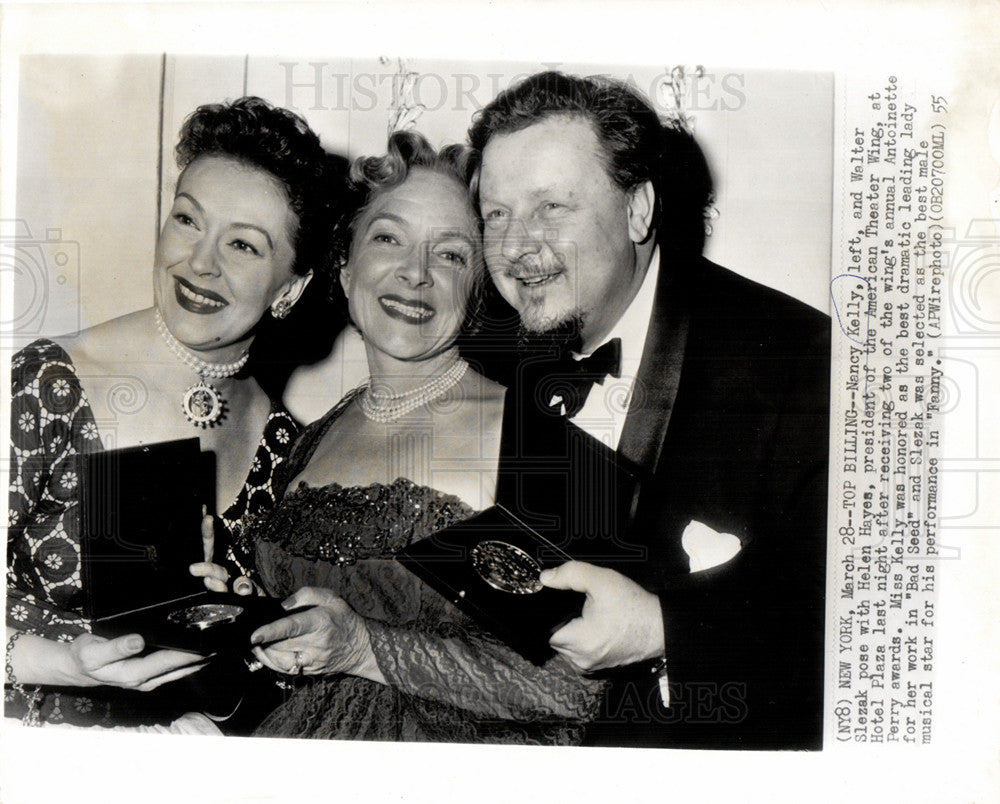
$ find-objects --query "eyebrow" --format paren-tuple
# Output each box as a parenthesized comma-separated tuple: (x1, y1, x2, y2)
(479, 185, 559, 207)
(365, 211, 408, 230)
(432, 230, 476, 246)
(231, 223, 274, 250)
(366, 212, 475, 246)
(175, 192, 274, 250)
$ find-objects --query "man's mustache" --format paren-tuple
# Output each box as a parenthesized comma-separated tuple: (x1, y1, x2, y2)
(488, 246, 569, 276)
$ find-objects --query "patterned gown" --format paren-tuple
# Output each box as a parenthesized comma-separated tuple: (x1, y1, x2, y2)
(250, 394, 605, 745)
(5, 339, 298, 725)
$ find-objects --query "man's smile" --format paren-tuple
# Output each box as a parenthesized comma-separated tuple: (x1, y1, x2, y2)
(518, 274, 558, 287)
(507, 269, 563, 288)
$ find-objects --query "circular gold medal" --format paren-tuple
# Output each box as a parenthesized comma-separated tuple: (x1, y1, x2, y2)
(471, 540, 543, 595)
(167, 603, 243, 630)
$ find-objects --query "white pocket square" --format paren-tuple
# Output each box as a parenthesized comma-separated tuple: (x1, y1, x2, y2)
(682, 520, 742, 573)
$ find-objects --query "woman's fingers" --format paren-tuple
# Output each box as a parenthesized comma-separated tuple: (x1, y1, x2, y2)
(73, 635, 204, 687)
(251, 609, 315, 647)
(194, 509, 226, 592)
(134, 660, 210, 692)
(250, 609, 328, 674)
(251, 645, 287, 674)
(74, 633, 145, 671)
(115, 649, 204, 684)
(253, 643, 312, 675)
(201, 508, 214, 563)
(189, 561, 230, 593)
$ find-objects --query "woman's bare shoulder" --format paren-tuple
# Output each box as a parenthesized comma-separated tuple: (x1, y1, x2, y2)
(464, 367, 506, 404)
(438, 368, 505, 441)
(51, 310, 153, 369)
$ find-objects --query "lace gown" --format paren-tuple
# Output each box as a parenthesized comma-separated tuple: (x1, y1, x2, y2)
(6, 339, 299, 725)
(250, 397, 605, 745)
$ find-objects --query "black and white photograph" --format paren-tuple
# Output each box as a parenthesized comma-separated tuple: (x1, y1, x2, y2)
(1, 4, 997, 803)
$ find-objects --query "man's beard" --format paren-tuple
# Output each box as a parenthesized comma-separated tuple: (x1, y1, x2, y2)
(516, 313, 586, 354)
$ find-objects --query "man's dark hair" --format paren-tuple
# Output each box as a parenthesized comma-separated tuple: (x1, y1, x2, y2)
(468, 71, 714, 258)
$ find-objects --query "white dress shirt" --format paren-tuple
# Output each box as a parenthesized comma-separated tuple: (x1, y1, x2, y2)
(567, 247, 660, 448)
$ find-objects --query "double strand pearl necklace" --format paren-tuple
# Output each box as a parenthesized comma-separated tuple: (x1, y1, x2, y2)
(358, 358, 469, 423)
(156, 309, 250, 427)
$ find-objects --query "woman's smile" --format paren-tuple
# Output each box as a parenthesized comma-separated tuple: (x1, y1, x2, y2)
(378, 294, 435, 323)
(340, 168, 479, 364)
(174, 276, 229, 314)
(155, 155, 305, 352)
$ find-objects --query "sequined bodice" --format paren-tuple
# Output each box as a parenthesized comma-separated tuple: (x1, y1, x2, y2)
(253, 477, 475, 565)
(250, 478, 477, 617)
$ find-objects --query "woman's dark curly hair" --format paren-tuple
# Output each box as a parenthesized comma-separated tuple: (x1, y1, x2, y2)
(175, 97, 354, 397)
(175, 96, 348, 280)
(340, 130, 487, 334)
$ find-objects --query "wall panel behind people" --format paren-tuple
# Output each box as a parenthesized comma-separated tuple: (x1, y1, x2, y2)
(158, 55, 247, 231)
(14, 54, 161, 343)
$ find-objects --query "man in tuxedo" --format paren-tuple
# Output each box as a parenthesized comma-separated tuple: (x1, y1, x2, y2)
(469, 71, 830, 748)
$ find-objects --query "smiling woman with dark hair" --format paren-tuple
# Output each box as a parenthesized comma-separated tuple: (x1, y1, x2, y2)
(5, 96, 345, 728)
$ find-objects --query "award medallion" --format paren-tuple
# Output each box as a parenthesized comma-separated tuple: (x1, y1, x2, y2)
(167, 603, 243, 630)
(471, 540, 544, 594)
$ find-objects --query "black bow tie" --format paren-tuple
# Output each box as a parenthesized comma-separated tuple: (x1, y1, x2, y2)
(551, 338, 622, 417)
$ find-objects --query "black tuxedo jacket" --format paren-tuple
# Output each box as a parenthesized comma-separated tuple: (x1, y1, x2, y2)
(492, 256, 830, 750)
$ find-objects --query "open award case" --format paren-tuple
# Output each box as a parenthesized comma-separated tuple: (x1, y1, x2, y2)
(396, 505, 586, 665)
(78, 438, 288, 656)
(397, 412, 645, 665)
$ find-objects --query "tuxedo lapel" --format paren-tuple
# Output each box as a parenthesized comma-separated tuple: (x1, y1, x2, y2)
(493, 384, 566, 505)
(494, 386, 647, 565)
(617, 256, 691, 474)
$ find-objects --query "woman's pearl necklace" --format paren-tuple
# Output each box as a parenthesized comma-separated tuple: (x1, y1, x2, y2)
(156, 310, 250, 378)
(155, 309, 250, 427)
(358, 358, 469, 423)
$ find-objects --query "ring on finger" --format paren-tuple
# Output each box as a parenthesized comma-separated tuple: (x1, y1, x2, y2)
(289, 650, 303, 676)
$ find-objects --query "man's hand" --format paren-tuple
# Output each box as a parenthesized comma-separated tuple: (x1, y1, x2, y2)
(540, 561, 665, 672)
